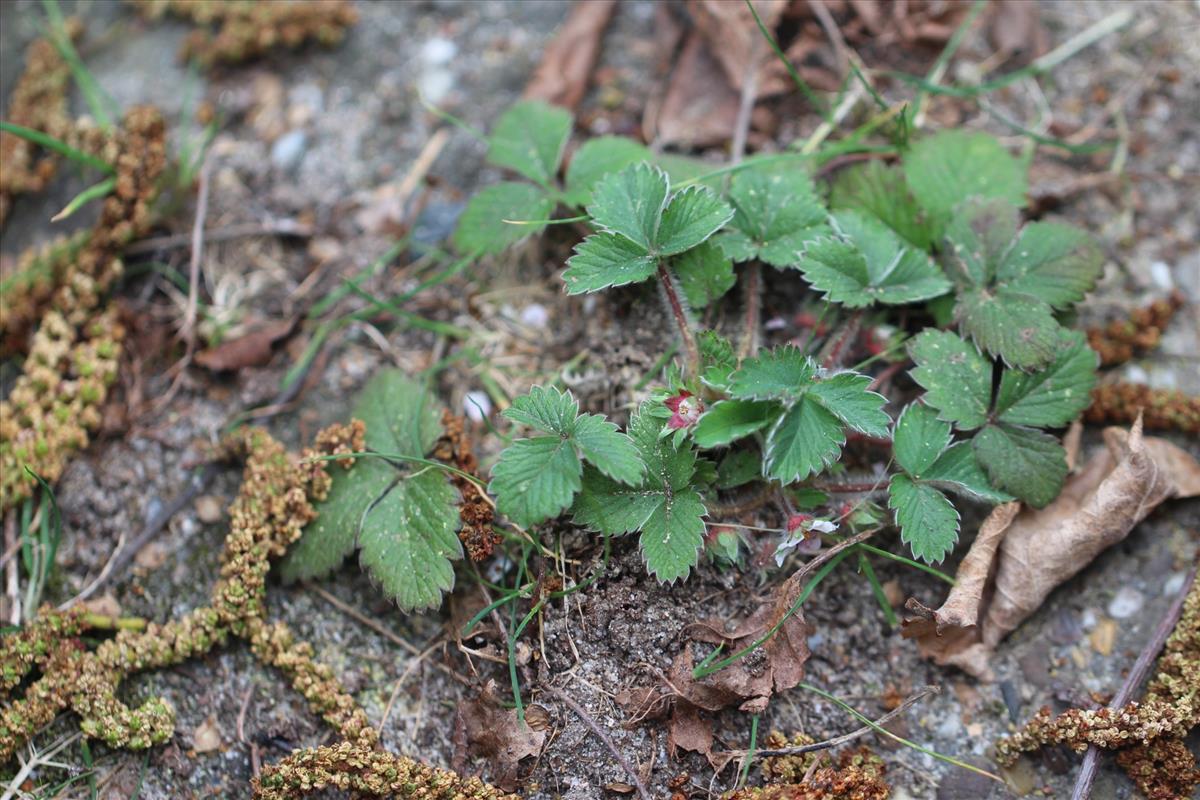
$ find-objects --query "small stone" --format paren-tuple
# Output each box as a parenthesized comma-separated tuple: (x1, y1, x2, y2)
(1107, 587, 1144, 619)
(83, 593, 122, 619)
(1090, 618, 1117, 655)
(1162, 572, 1186, 597)
(1000, 757, 1038, 795)
(936, 756, 997, 799)
(1149, 261, 1174, 290)
(1080, 608, 1098, 630)
(881, 578, 904, 608)
(421, 37, 457, 65)
(192, 715, 222, 754)
(195, 494, 223, 524)
(134, 541, 168, 570)
(463, 391, 492, 422)
(270, 129, 307, 171)
(520, 304, 549, 328)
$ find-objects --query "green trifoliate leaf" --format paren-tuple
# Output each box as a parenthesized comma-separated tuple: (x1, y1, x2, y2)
(587, 162, 669, 251)
(763, 395, 845, 484)
(564, 136, 652, 206)
(656, 184, 734, 256)
(903, 130, 1027, 240)
(490, 436, 582, 527)
(892, 402, 952, 477)
(503, 384, 580, 435)
(956, 287, 1059, 369)
(806, 372, 891, 438)
(571, 406, 706, 583)
(907, 331, 993, 431)
(571, 413, 645, 485)
(972, 422, 1066, 508)
(944, 198, 1103, 369)
(922, 443, 1013, 504)
(888, 473, 959, 564)
(830, 160, 934, 251)
(718, 164, 829, 267)
(698, 330, 737, 391)
(453, 182, 555, 255)
(693, 400, 776, 448)
(796, 211, 951, 308)
(727, 344, 817, 401)
(279, 370, 461, 611)
(562, 232, 657, 294)
(673, 240, 735, 308)
(994, 330, 1098, 427)
(487, 100, 571, 186)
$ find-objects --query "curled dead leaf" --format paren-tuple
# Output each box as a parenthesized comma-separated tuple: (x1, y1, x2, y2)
(192, 714, 222, 754)
(195, 317, 296, 372)
(523, 0, 617, 111)
(458, 680, 545, 786)
(904, 417, 1200, 680)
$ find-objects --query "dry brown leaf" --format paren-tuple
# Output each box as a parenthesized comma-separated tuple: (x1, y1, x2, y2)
(688, 0, 788, 92)
(459, 680, 545, 784)
(988, 0, 1048, 66)
(654, 32, 741, 148)
(904, 417, 1200, 680)
(667, 695, 714, 760)
(523, 0, 617, 111)
(195, 317, 295, 372)
(192, 715, 222, 754)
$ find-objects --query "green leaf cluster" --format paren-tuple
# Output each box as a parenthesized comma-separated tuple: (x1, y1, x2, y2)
(452, 101, 650, 255)
(279, 371, 462, 612)
(693, 345, 890, 484)
(488, 386, 643, 527)
(562, 162, 734, 295)
(908, 328, 1098, 507)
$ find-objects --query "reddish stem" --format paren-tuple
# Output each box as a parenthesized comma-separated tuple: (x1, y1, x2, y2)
(657, 263, 700, 377)
(738, 261, 762, 360)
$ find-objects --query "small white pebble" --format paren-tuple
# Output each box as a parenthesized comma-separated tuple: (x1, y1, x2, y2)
(1162, 572, 1186, 598)
(520, 303, 549, 328)
(1149, 261, 1174, 290)
(1080, 608, 1098, 630)
(270, 130, 306, 170)
(463, 391, 491, 422)
(1107, 587, 1144, 620)
(421, 37, 457, 65)
(765, 316, 787, 331)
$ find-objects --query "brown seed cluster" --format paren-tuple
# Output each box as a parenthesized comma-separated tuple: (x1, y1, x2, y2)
(435, 410, 499, 562)
(129, 0, 358, 67)
(996, 569, 1200, 799)
(0, 107, 168, 510)
(0, 20, 81, 226)
(1085, 382, 1200, 434)
(718, 735, 889, 800)
(1, 424, 512, 798)
(1086, 292, 1185, 367)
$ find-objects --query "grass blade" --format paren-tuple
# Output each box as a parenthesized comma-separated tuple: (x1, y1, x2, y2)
(51, 176, 116, 222)
(0, 122, 113, 174)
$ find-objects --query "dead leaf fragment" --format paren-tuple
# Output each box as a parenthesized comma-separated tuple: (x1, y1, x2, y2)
(988, 0, 1047, 66)
(195, 318, 295, 372)
(654, 32, 741, 148)
(459, 680, 545, 785)
(903, 418, 1200, 680)
(192, 715, 222, 753)
(1090, 618, 1117, 656)
(523, 0, 617, 111)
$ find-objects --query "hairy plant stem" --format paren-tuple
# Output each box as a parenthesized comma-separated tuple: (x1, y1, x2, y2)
(738, 261, 762, 360)
(657, 263, 700, 377)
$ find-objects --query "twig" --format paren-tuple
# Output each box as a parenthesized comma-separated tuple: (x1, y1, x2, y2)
(305, 583, 421, 656)
(544, 685, 651, 800)
(1070, 563, 1198, 800)
(237, 685, 254, 744)
(723, 685, 940, 758)
(729, 44, 762, 363)
(121, 219, 312, 255)
(806, 0, 849, 79)
(380, 642, 439, 733)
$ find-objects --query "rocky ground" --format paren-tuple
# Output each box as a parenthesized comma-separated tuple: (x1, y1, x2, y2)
(1, 1, 1198, 798)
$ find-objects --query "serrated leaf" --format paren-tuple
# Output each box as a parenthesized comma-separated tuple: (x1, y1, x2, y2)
(996, 221, 1103, 308)
(892, 402, 952, 476)
(572, 413, 644, 485)
(487, 100, 571, 186)
(639, 489, 706, 583)
(942, 197, 1020, 288)
(994, 330, 1098, 427)
(502, 384, 579, 435)
(489, 435, 582, 527)
(358, 467, 460, 611)
(956, 287, 1059, 369)
(562, 232, 657, 294)
(807, 371, 891, 437)
(904, 130, 1027, 240)
(830, 160, 934, 250)
(673, 240, 735, 308)
(716, 449, 761, 489)
(693, 400, 775, 448)
(727, 345, 817, 401)
(657, 184, 734, 256)
(571, 406, 705, 582)
(563, 136, 652, 206)
(797, 211, 950, 307)
(972, 422, 1066, 508)
(721, 164, 829, 266)
(888, 474, 959, 564)
(453, 182, 555, 255)
(763, 395, 844, 483)
(907, 330, 992, 430)
(923, 442, 1013, 503)
(586, 162, 668, 251)
(279, 371, 461, 611)
(699, 330, 737, 391)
